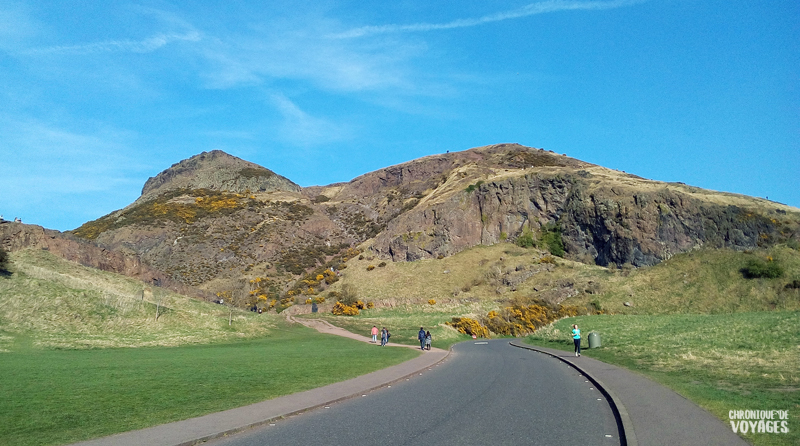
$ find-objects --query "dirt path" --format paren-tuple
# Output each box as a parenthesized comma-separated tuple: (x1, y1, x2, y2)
(286, 314, 446, 352)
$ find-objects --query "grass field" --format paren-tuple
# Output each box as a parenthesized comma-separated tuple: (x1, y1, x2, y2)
(0, 323, 418, 446)
(525, 312, 800, 446)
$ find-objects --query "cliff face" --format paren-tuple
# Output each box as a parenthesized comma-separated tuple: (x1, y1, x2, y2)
(370, 161, 799, 267)
(12, 144, 795, 299)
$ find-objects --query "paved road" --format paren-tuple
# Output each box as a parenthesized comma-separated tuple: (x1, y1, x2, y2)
(208, 340, 621, 446)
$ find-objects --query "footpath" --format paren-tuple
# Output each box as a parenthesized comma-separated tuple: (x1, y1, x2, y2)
(510, 342, 750, 446)
(72, 317, 448, 446)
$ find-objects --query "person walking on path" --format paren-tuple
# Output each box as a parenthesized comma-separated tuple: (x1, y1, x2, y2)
(571, 324, 581, 357)
(371, 326, 379, 343)
(425, 331, 432, 350)
(380, 327, 388, 346)
(418, 327, 426, 351)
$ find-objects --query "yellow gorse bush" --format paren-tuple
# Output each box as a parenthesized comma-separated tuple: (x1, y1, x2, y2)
(332, 301, 360, 315)
(446, 317, 489, 338)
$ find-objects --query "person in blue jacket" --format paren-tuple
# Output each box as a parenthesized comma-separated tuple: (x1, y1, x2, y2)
(572, 324, 581, 357)
(418, 327, 426, 351)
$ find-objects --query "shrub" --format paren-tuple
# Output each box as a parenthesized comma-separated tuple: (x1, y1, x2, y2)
(446, 317, 489, 338)
(741, 258, 784, 279)
(428, 299, 436, 305)
(539, 255, 557, 265)
(516, 228, 535, 248)
(367, 265, 375, 271)
(540, 222, 565, 257)
(378, 262, 387, 268)
(0, 246, 9, 274)
(465, 180, 484, 193)
(332, 301, 359, 315)
(482, 300, 584, 336)
(315, 296, 326, 304)
(338, 284, 359, 306)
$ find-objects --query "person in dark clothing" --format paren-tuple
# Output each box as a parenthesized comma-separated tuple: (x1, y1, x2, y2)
(418, 327, 426, 350)
(425, 331, 432, 350)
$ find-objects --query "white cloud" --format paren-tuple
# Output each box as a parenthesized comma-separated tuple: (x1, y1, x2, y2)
(270, 94, 351, 147)
(331, 0, 647, 38)
(0, 118, 146, 193)
(23, 30, 202, 55)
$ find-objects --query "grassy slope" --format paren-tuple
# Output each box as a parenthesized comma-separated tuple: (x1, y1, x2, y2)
(0, 250, 418, 445)
(0, 249, 276, 350)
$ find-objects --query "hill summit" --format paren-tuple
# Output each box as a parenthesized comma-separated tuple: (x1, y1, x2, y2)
(139, 150, 300, 202)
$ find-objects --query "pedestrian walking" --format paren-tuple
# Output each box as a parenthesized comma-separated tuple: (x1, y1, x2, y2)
(371, 325, 379, 343)
(381, 327, 388, 346)
(572, 324, 581, 357)
(425, 331, 432, 350)
(418, 327, 426, 350)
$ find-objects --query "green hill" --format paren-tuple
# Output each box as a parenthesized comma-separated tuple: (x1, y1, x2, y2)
(0, 249, 275, 351)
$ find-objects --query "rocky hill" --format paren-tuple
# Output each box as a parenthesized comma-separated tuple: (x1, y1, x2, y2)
(139, 150, 300, 201)
(7, 144, 798, 308)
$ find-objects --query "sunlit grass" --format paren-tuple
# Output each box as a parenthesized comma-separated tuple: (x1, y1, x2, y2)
(525, 312, 800, 446)
(0, 323, 417, 446)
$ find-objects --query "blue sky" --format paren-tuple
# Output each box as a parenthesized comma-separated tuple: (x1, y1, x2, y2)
(1, 0, 798, 231)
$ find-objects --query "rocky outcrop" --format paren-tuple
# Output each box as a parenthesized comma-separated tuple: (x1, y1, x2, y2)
(372, 165, 800, 267)
(140, 150, 299, 202)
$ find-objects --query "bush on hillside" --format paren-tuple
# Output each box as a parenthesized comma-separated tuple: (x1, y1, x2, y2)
(482, 301, 583, 336)
(446, 317, 489, 338)
(741, 258, 784, 279)
(540, 222, 565, 257)
(332, 301, 359, 315)
(0, 246, 9, 275)
(516, 228, 535, 248)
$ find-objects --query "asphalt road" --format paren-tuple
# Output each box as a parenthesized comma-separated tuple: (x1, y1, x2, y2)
(207, 340, 621, 446)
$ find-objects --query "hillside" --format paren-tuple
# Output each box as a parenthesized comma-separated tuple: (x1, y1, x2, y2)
(0, 249, 275, 351)
(8, 143, 798, 308)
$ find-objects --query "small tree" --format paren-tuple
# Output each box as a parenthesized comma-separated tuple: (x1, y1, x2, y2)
(0, 246, 10, 275)
(339, 283, 359, 306)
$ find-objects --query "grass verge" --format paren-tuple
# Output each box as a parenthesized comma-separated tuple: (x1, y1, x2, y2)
(525, 312, 800, 446)
(0, 322, 418, 446)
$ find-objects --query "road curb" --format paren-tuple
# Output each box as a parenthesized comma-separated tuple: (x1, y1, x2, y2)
(509, 341, 637, 446)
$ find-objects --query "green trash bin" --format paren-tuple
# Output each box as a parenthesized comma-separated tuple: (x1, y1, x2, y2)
(588, 331, 601, 349)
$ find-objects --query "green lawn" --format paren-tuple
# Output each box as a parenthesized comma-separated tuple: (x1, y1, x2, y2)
(525, 312, 800, 446)
(0, 323, 418, 446)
